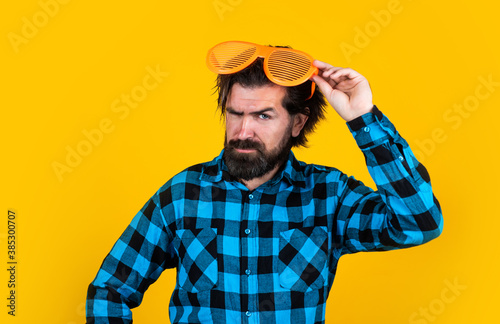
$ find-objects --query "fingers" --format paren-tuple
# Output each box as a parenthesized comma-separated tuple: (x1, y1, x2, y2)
(313, 60, 341, 79)
(312, 59, 334, 70)
(313, 60, 362, 78)
(311, 61, 373, 120)
(313, 60, 363, 86)
(330, 68, 361, 82)
(313, 59, 342, 72)
(310, 74, 334, 95)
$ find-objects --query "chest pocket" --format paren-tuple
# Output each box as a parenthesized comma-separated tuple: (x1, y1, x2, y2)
(173, 228, 218, 292)
(278, 226, 328, 292)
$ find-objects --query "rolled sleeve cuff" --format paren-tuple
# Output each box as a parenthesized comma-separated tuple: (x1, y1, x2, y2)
(347, 106, 397, 149)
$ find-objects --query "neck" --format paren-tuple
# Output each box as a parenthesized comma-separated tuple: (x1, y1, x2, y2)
(240, 164, 281, 191)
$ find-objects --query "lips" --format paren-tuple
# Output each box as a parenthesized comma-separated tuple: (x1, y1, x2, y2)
(235, 148, 257, 153)
(227, 139, 264, 152)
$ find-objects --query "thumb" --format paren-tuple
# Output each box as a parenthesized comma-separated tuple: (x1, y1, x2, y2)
(310, 74, 334, 97)
(311, 75, 349, 115)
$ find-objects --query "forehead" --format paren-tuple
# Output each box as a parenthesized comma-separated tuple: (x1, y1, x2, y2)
(227, 83, 287, 112)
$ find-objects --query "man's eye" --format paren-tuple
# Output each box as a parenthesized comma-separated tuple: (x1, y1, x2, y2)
(259, 114, 270, 120)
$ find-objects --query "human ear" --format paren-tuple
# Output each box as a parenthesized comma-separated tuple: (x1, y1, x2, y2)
(291, 109, 309, 137)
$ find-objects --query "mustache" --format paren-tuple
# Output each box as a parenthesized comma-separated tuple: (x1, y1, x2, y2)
(226, 139, 264, 151)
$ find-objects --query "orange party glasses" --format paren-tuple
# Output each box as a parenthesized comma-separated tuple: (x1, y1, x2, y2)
(206, 41, 317, 99)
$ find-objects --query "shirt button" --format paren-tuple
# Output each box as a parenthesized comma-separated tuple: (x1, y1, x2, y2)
(249, 194, 254, 200)
(245, 311, 251, 317)
(398, 155, 404, 161)
(244, 228, 251, 235)
(363, 126, 370, 132)
(245, 269, 251, 275)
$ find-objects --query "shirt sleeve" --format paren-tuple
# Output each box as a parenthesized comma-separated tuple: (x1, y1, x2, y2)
(336, 106, 443, 255)
(86, 189, 176, 323)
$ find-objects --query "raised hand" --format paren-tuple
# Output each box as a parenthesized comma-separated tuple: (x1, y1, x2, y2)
(311, 60, 373, 122)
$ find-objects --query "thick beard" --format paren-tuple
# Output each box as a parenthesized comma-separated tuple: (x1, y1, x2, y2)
(223, 126, 293, 181)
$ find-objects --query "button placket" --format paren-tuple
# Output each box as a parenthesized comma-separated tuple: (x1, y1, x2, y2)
(246, 191, 259, 323)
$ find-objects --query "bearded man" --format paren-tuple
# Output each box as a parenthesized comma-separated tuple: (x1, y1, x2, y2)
(86, 42, 443, 324)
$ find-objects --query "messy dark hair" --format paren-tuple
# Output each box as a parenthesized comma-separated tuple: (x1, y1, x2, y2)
(214, 55, 327, 148)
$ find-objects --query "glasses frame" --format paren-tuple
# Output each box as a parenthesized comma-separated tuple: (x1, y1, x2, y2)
(207, 41, 317, 100)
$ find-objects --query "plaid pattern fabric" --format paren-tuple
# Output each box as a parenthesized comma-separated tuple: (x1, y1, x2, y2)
(278, 227, 328, 292)
(86, 107, 443, 323)
(174, 228, 218, 292)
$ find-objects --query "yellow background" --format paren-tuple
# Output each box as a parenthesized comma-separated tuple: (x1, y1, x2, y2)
(1, 0, 499, 323)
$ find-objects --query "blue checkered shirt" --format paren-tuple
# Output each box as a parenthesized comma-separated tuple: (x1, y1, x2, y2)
(86, 107, 443, 323)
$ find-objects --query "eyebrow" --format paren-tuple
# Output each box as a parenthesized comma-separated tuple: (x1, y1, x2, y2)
(226, 107, 276, 116)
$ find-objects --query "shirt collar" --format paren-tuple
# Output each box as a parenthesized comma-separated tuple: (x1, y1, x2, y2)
(199, 149, 306, 189)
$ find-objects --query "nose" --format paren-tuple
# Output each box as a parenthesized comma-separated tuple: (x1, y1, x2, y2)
(236, 116, 255, 140)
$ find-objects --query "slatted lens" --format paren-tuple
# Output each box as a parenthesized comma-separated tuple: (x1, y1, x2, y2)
(208, 43, 258, 73)
(266, 50, 313, 85)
